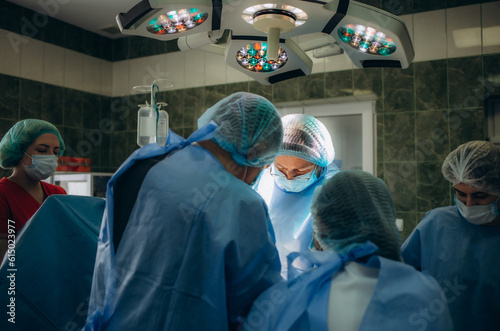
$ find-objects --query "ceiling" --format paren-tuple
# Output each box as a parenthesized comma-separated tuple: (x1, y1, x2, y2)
(7, 0, 142, 38)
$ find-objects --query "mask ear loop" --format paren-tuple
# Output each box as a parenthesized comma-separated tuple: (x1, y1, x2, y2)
(242, 166, 249, 183)
(21, 153, 33, 167)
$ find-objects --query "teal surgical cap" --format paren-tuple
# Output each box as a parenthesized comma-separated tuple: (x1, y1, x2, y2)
(311, 171, 402, 261)
(280, 114, 334, 167)
(197, 92, 283, 167)
(442, 140, 500, 196)
(0, 119, 65, 169)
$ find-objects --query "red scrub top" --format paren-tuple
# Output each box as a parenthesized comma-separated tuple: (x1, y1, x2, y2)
(0, 177, 66, 238)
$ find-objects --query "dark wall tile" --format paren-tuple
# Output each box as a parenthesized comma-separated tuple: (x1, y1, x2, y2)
(384, 162, 417, 212)
(42, 84, 63, 125)
(272, 78, 299, 103)
(325, 70, 353, 99)
(384, 112, 416, 162)
(416, 111, 449, 162)
(0, 1, 22, 34)
(164, 89, 187, 129)
(417, 162, 450, 212)
(110, 132, 131, 169)
(18, 8, 45, 42)
(129, 37, 153, 59)
(0, 119, 17, 138)
(447, 108, 485, 149)
(175, 88, 196, 127)
(20, 79, 43, 119)
(83, 32, 103, 59)
(64, 23, 86, 54)
(165, 40, 180, 53)
(128, 37, 171, 59)
(63, 88, 83, 128)
(0, 74, 20, 120)
(381, 0, 413, 15)
(108, 96, 132, 131)
(448, 56, 482, 110)
(43, 17, 66, 47)
(377, 114, 384, 163)
(147, 38, 168, 56)
(413, 0, 446, 12)
(227, 82, 249, 95)
(101, 38, 114, 62)
(383, 65, 414, 112)
(99, 126, 112, 170)
(415, 60, 447, 111)
(249, 81, 273, 101)
(61, 127, 83, 157)
(112, 37, 130, 61)
(82, 93, 101, 129)
(298, 73, 325, 101)
(205, 85, 227, 112)
(354, 68, 383, 112)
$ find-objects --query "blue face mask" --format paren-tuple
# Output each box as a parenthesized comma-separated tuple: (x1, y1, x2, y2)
(272, 164, 319, 193)
(23, 154, 59, 181)
(455, 195, 499, 225)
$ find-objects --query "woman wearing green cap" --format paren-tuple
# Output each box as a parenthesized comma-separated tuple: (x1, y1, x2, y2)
(0, 119, 66, 256)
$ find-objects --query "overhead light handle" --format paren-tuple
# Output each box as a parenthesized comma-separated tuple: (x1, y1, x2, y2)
(267, 27, 280, 61)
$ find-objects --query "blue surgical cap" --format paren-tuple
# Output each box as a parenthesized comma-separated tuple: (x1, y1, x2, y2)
(197, 92, 283, 167)
(442, 140, 500, 196)
(0, 119, 65, 169)
(311, 171, 402, 261)
(280, 114, 334, 167)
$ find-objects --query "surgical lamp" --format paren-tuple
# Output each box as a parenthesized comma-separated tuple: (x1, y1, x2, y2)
(116, 0, 414, 85)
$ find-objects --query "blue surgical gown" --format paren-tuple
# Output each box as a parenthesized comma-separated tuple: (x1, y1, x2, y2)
(0, 195, 104, 330)
(242, 242, 453, 331)
(255, 163, 340, 277)
(85, 125, 281, 330)
(402, 206, 500, 331)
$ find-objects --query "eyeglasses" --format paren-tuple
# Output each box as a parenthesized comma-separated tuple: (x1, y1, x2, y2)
(269, 164, 316, 182)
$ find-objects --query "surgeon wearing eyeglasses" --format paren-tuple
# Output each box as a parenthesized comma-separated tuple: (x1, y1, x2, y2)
(254, 114, 340, 278)
(402, 140, 500, 331)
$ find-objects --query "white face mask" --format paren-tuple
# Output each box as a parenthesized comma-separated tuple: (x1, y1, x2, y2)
(271, 164, 319, 193)
(23, 154, 59, 180)
(455, 195, 499, 225)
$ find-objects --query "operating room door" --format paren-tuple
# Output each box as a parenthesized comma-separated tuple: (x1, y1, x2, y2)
(276, 100, 376, 174)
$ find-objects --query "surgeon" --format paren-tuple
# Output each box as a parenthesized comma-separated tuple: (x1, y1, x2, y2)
(85, 92, 283, 331)
(243, 171, 453, 331)
(254, 114, 339, 277)
(402, 140, 500, 331)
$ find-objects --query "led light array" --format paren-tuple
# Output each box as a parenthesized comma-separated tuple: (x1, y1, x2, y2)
(236, 42, 288, 72)
(338, 24, 396, 56)
(146, 8, 208, 35)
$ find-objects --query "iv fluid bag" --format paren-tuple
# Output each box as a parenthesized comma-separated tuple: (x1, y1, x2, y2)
(137, 106, 157, 147)
(157, 110, 169, 147)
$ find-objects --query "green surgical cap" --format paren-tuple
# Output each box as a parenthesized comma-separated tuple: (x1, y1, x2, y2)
(311, 171, 402, 261)
(280, 114, 334, 167)
(197, 92, 283, 167)
(442, 140, 500, 196)
(0, 119, 65, 169)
